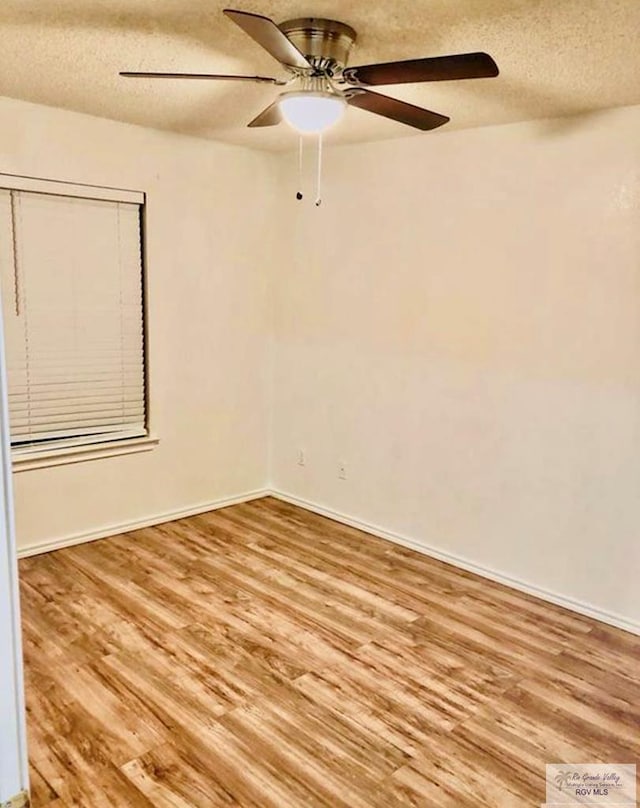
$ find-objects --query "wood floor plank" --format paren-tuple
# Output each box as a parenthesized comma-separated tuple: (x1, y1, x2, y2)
(121, 743, 242, 807)
(37, 801, 69, 808)
(25, 658, 164, 776)
(216, 702, 392, 808)
(29, 762, 58, 807)
(20, 496, 640, 807)
(218, 502, 462, 588)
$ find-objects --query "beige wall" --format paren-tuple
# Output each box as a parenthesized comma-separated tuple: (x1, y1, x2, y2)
(4, 92, 639, 630)
(271, 105, 640, 628)
(0, 96, 276, 551)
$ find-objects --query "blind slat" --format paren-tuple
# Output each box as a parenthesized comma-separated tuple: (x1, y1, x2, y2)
(11, 415, 144, 433)
(12, 426, 146, 451)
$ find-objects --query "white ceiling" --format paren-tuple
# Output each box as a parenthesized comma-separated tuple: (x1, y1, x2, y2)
(0, 0, 638, 151)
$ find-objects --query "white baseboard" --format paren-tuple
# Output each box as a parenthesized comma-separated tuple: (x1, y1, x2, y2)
(269, 489, 640, 637)
(17, 489, 269, 559)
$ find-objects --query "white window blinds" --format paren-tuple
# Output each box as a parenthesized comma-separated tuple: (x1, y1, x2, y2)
(0, 180, 146, 452)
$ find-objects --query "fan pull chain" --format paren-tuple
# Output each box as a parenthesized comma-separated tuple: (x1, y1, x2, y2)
(296, 136, 304, 200)
(315, 132, 323, 207)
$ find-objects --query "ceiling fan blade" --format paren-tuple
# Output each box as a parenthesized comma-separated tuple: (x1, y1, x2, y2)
(248, 101, 282, 128)
(343, 52, 499, 86)
(347, 90, 450, 131)
(223, 9, 311, 70)
(120, 71, 284, 84)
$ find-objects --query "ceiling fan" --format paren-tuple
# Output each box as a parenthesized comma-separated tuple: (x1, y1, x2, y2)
(121, 8, 500, 135)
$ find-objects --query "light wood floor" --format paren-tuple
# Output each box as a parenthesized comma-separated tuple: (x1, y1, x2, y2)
(19, 497, 639, 807)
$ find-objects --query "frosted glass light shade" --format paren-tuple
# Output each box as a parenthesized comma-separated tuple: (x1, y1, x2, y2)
(279, 91, 346, 134)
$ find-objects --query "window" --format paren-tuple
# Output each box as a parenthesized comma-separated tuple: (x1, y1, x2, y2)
(0, 174, 148, 465)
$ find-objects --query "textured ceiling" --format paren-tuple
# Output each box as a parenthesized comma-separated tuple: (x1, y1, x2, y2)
(0, 0, 638, 151)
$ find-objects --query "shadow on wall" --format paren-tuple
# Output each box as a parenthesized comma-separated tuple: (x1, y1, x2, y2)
(0, 0, 276, 133)
(451, 75, 621, 135)
(0, 1, 221, 50)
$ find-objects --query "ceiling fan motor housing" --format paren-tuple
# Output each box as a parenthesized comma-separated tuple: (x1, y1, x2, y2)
(279, 18, 357, 74)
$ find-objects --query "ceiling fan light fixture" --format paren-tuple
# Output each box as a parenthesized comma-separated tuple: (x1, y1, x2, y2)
(278, 91, 346, 134)
(121, 10, 500, 138)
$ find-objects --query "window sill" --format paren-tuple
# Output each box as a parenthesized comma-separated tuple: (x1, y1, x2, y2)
(12, 435, 159, 473)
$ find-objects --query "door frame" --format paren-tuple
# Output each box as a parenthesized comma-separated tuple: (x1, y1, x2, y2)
(0, 301, 29, 801)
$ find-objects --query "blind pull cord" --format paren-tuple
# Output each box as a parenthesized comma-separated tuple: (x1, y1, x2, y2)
(9, 190, 21, 316)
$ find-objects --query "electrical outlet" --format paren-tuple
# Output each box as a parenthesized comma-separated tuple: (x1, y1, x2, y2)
(338, 461, 347, 480)
(297, 449, 306, 467)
